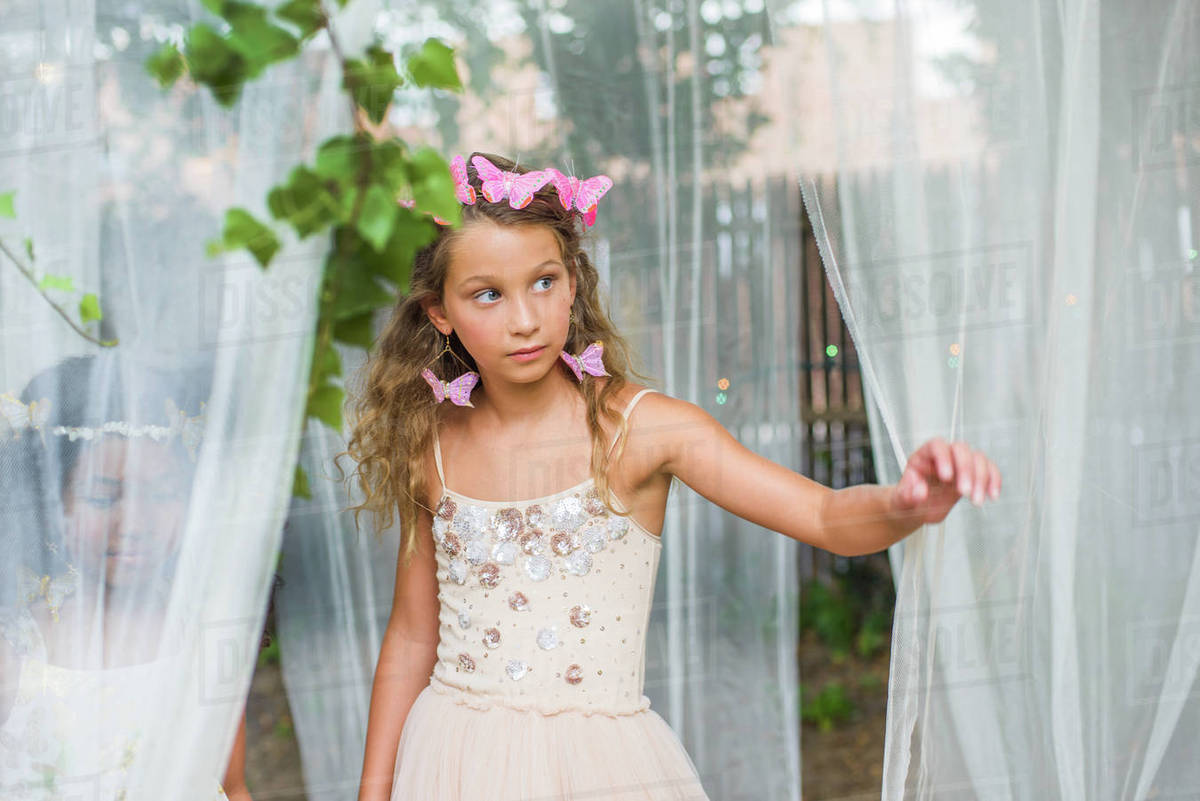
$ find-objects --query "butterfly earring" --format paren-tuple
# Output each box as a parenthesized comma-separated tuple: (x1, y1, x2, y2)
(422, 332, 481, 408)
(560, 311, 610, 382)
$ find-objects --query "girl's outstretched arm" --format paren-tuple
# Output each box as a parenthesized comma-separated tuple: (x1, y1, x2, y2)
(357, 477, 441, 801)
(657, 398, 1001, 556)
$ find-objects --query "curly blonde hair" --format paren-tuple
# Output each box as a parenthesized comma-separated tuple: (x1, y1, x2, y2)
(336, 152, 658, 568)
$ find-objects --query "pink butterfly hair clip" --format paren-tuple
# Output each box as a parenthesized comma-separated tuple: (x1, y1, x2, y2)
(544, 168, 613, 227)
(471, 155, 552, 210)
(450, 154, 476, 205)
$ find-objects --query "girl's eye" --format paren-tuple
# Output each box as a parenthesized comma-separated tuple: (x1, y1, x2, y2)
(475, 276, 554, 304)
(84, 495, 117, 509)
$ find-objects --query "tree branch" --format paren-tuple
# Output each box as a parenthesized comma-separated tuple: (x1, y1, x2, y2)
(0, 238, 118, 347)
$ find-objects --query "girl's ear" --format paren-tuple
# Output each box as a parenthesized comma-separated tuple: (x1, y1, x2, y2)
(421, 297, 450, 336)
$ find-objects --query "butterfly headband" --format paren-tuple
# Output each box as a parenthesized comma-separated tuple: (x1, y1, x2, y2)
(0, 392, 206, 462)
(438, 155, 613, 227)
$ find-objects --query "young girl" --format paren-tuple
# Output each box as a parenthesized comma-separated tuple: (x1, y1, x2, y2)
(345, 153, 1001, 800)
(0, 355, 252, 800)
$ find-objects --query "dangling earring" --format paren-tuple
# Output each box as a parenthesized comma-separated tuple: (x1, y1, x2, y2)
(421, 331, 481, 407)
(560, 310, 609, 382)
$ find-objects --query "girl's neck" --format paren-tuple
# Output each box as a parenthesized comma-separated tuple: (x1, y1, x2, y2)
(470, 369, 584, 435)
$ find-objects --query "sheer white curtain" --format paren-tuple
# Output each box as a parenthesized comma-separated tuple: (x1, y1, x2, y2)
(787, 0, 1200, 797)
(277, 1, 804, 799)
(0, 1, 351, 797)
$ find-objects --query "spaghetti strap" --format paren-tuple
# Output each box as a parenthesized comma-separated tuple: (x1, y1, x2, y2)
(432, 427, 447, 492)
(605, 388, 657, 457)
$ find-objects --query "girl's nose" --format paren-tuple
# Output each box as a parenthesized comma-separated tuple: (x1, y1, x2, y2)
(508, 297, 539, 334)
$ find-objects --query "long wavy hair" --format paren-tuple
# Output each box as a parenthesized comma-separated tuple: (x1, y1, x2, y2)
(337, 152, 659, 568)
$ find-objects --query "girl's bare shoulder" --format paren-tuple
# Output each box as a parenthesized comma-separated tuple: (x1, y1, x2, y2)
(601, 381, 693, 473)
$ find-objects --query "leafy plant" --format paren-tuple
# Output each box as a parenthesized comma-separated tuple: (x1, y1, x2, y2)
(801, 554, 895, 661)
(800, 681, 856, 731)
(145, 0, 464, 497)
(800, 580, 857, 660)
(257, 635, 281, 667)
(272, 713, 294, 739)
(856, 609, 890, 659)
(856, 671, 884, 693)
(0, 190, 115, 347)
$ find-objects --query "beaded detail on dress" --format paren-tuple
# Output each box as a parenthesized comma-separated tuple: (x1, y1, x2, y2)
(429, 388, 662, 718)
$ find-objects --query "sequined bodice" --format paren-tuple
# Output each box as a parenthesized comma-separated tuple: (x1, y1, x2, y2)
(429, 389, 663, 716)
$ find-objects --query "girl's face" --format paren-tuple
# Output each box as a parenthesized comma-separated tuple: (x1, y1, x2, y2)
(431, 219, 577, 383)
(61, 436, 190, 591)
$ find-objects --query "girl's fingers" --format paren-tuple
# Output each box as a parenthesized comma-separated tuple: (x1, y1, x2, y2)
(901, 471, 925, 504)
(950, 441, 973, 496)
(931, 438, 954, 482)
(907, 439, 1002, 505)
(972, 451, 988, 505)
(912, 437, 953, 484)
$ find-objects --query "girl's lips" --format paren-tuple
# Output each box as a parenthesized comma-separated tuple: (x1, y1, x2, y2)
(509, 346, 545, 362)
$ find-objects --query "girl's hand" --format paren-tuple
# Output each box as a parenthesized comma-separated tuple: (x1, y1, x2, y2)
(892, 437, 1001, 525)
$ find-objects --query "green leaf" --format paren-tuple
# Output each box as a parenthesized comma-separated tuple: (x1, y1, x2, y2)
(370, 209, 437, 285)
(79, 293, 102, 324)
(355, 182, 399, 252)
(332, 311, 375, 348)
(0, 190, 14, 218)
(275, 0, 325, 38)
(207, 207, 281, 268)
(311, 336, 342, 386)
(292, 463, 312, 499)
(342, 43, 403, 125)
(325, 236, 396, 321)
(407, 147, 459, 222)
(406, 38, 461, 91)
(314, 134, 370, 186)
(145, 42, 186, 88)
(38, 274, 74, 292)
(223, 1, 300, 75)
(333, 217, 433, 290)
(23, 237, 34, 261)
(329, 265, 394, 321)
(185, 23, 249, 106)
(307, 383, 344, 431)
(267, 166, 341, 238)
(370, 138, 409, 195)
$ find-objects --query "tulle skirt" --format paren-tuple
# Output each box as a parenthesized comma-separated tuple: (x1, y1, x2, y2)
(391, 678, 712, 800)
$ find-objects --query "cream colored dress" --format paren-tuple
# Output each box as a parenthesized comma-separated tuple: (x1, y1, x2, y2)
(391, 388, 710, 800)
(0, 606, 229, 800)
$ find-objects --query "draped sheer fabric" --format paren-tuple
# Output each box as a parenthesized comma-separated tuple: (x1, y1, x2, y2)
(790, 0, 1200, 798)
(0, 1, 356, 796)
(277, 1, 803, 799)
